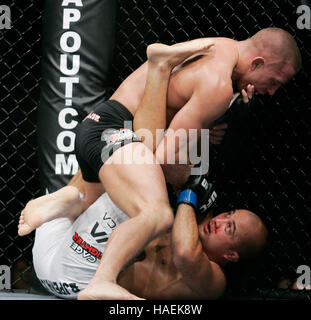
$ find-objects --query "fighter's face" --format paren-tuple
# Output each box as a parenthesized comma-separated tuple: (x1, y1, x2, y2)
(249, 71, 282, 96)
(239, 61, 295, 96)
(198, 210, 240, 264)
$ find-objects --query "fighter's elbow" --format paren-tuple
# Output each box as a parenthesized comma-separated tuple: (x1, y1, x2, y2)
(172, 245, 197, 270)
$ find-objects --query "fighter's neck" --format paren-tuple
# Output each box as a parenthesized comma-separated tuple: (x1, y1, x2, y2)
(231, 39, 256, 85)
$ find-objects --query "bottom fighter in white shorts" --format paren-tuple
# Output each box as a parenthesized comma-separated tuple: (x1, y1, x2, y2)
(32, 193, 129, 299)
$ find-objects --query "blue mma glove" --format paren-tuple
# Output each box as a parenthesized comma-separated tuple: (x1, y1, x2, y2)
(177, 173, 217, 214)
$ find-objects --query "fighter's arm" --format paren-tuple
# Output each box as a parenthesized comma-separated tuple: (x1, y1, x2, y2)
(156, 78, 233, 162)
(172, 203, 226, 299)
(209, 84, 255, 144)
(171, 174, 226, 299)
(155, 81, 232, 188)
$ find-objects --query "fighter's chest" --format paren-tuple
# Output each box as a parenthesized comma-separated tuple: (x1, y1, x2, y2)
(146, 234, 181, 281)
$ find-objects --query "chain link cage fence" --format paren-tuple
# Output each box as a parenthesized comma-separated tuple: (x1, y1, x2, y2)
(1, 0, 310, 299)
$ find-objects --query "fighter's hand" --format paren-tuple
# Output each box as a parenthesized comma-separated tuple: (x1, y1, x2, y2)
(209, 122, 228, 145)
(177, 173, 217, 214)
(241, 84, 255, 104)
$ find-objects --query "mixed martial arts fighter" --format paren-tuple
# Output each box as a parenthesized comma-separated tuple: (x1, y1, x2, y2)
(19, 28, 301, 299)
(30, 175, 268, 299)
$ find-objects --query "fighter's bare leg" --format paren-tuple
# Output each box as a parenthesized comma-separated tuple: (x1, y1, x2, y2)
(78, 144, 172, 300)
(147, 39, 214, 68)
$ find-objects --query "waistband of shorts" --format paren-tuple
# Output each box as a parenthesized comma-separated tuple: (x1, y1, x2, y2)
(104, 99, 134, 120)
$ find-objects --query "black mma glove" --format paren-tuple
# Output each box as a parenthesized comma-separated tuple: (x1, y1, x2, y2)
(176, 173, 217, 214)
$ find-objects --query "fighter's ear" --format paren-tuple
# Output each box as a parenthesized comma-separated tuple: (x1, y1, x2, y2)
(224, 251, 239, 263)
(250, 57, 265, 71)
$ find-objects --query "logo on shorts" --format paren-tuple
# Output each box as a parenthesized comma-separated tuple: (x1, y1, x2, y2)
(106, 128, 138, 144)
(39, 279, 80, 296)
(101, 127, 141, 163)
(83, 111, 100, 122)
(70, 232, 103, 263)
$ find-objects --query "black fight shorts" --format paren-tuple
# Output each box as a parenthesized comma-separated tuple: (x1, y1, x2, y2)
(75, 100, 141, 183)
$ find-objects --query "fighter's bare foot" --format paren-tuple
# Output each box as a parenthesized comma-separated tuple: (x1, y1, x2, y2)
(18, 186, 83, 236)
(146, 39, 214, 69)
(77, 281, 145, 300)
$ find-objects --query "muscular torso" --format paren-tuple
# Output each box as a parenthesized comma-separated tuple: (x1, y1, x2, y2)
(110, 38, 239, 126)
(118, 231, 200, 299)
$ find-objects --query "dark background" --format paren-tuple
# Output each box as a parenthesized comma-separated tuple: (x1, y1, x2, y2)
(0, 0, 310, 299)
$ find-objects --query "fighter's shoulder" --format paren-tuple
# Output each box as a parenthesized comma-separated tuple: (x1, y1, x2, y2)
(194, 69, 234, 104)
(199, 37, 238, 74)
(193, 40, 236, 97)
(203, 260, 227, 299)
(179, 259, 227, 299)
(208, 36, 239, 57)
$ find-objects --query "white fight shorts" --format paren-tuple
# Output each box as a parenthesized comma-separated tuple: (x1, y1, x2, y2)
(32, 193, 129, 299)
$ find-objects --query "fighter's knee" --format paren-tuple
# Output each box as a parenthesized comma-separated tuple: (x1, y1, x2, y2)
(141, 201, 174, 234)
(159, 203, 174, 231)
